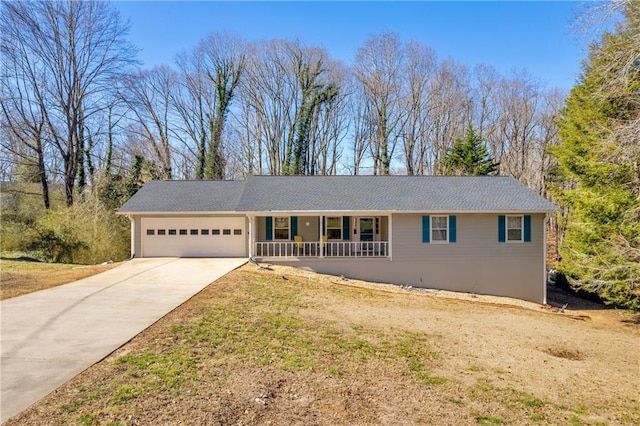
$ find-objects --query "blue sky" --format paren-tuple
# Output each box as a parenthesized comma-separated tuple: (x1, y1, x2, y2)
(113, 1, 592, 90)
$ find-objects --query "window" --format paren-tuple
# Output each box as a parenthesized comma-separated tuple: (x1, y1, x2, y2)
(326, 217, 342, 240)
(146, 229, 155, 236)
(431, 216, 448, 243)
(157, 229, 166, 236)
(233, 229, 242, 235)
(212, 229, 220, 235)
(201, 229, 210, 235)
(223, 229, 231, 235)
(273, 216, 289, 240)
(179, 229, 187, 235)
(507, 215, 523, 242)
(168, 229, 177, 235)
(190, 229, 198, 235)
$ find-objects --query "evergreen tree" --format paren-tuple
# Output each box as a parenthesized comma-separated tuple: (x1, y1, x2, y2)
(441, 126, 499, 176)
(551, 1, 639, 309)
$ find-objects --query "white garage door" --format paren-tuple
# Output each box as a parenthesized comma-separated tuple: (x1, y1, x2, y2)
(142, 217, 246, 257)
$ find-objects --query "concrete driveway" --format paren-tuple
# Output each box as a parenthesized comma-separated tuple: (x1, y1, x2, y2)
(0, 257, 246, 423)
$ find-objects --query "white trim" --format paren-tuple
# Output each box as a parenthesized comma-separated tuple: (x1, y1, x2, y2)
(506, 215, 524, 243)
(356, 216, 379, 242)
(325, 216, 343, 241)
(248, 215, 254, 258)
(388, 214, 393, 261)
(119, 209, 557, 217)
(129, 216, 135, 258)
(117, 211, 245, 216)
(319, 216, 325, 258)
(430, 215, 450, 244)
(255, 210, 556, 214)
(272, 216, 290, 241)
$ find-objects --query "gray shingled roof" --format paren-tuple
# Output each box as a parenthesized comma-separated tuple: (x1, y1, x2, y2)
(118, 175, 557, 214)
(118, 180, 246, 213)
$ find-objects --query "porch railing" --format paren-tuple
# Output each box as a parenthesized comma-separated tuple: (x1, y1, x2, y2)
(254, 241, 388, 258)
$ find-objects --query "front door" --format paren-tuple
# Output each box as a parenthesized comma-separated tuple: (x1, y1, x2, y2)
(359, 217, 374, 242)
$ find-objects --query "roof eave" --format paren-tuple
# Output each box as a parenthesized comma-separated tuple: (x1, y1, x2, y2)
(118, 208, 557, 215)
(116, 210, 246, 216)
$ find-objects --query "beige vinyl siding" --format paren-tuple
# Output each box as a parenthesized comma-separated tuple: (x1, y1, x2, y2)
(380, 216, 389, 241)
(297, 216, 320, 242)
(256, 216, 320, 242)
(272, 213, 546, 303)
(392, 213, 542, 261)
(257, 216, 266, 241)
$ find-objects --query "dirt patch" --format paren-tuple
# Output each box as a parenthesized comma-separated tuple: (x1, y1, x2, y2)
(0, 259, 120, 300)
(541, 347, 587, 361)
(5, 264, 640, 425)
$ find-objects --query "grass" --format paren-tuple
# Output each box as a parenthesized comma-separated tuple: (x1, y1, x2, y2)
(40, 270, 449, 422)
(4, 265, 639, 425)
(476, 415, 503, 425)
(160, 275, 444, 384)
(0, 257, 118, 300)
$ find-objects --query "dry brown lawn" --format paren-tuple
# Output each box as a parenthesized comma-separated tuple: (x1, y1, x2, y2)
(4, 264, 640, 425)
(0, 259, 120, 300)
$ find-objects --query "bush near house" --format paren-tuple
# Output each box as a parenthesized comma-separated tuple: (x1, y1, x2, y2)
(1, 183, 130, 264)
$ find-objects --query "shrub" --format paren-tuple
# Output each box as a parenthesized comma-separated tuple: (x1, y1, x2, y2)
(26, 227, 86, 263)
(36, 196, 130, 264)
(2, 185, 131, 264)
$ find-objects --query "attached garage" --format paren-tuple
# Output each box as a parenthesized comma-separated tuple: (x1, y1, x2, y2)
(141, 216, 246, 257)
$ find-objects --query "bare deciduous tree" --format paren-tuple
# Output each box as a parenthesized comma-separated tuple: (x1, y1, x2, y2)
(1, 35, 51, 207)
(492, 70, 541, 184)
(1, 0, 135, 206)
(235, 40, 344, 176)
(354, 32, 405, 175)
(122, 67, 178, 179)
(400, 41, 437, 175)
(427, 59, 472, 174)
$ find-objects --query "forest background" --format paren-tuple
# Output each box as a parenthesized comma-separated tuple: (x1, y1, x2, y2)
(1, 1, 637, 308)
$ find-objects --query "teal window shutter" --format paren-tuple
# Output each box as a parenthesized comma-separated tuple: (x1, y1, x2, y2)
(265, 216, 273, 241)
(422, 216, 430, 243)
(449, 215, 457, 243)
(291, 216, 298, 240)
(342, 216, 350, 241)
(524, 215, 531, 242)
(498, 215, 506, 243)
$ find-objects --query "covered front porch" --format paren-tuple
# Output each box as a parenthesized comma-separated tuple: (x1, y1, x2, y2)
(249, 214, 390, 259)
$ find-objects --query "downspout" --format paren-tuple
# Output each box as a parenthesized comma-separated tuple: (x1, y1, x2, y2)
(543, 214, 548, 305)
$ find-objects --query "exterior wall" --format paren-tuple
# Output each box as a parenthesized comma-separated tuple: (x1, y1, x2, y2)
(380, 216, 389, 241)
(130, 211, 546, 302)
(296, 216, 320, 242)
(269, 213, 546, 304)
(257, 216, 266, 241)
(256, 215, 321, 242)
(255, 215, 391, 243)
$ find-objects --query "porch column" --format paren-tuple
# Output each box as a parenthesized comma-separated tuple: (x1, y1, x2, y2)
(319, 215, 324, 258)
(129, 216, 135, 258)
(388, 214, 393, 260)
(248, 215, 253, 258)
